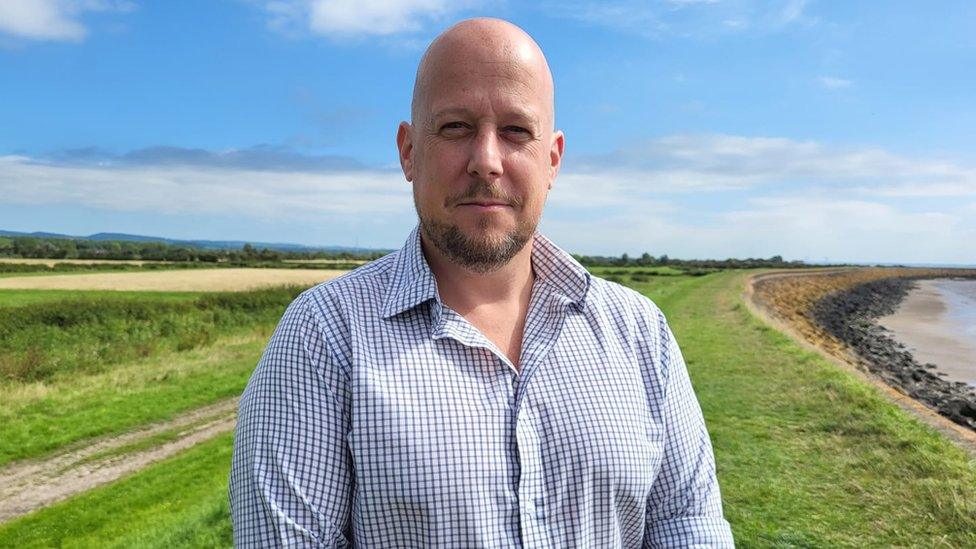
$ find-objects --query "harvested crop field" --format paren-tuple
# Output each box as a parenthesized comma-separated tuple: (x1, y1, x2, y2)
(0, 258, 165, 267)
(0, 268, 347, 292)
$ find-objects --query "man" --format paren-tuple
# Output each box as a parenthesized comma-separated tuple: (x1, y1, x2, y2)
(230, 17, 734, 548)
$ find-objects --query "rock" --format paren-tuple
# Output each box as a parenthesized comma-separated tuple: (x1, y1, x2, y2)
(812, 275, 976, 433)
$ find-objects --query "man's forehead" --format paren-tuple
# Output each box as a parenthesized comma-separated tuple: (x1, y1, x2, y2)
(428, 103, 541, 124)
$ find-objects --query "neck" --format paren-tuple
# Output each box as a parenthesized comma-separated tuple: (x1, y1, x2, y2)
(420, 232, 536, 314)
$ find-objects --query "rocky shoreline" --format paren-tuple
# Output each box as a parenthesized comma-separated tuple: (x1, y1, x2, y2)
(812, 277, 976, 431)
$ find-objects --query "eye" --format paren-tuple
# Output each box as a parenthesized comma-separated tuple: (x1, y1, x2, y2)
(503, 126, 533, 141)
(438, 121, 470, 134)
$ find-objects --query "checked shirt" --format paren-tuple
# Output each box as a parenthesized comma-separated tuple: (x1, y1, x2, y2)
(229, 225, 734, 548)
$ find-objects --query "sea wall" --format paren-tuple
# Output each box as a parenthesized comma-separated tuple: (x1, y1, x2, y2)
(811, 277, 976, 430)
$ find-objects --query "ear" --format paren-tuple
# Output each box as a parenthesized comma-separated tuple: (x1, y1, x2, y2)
(396, 121, 414, 182)
(547, 130, 565, 190)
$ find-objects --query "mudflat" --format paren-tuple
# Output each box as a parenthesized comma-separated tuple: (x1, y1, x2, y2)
(877, 279, 976, 387)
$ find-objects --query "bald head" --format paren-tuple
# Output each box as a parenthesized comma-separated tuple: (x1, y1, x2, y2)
(410, 18, 556, 130)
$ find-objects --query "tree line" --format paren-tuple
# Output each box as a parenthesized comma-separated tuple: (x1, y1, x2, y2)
(0, 235, 817, 269)
(573, 252, 814, 269)
(0, 236, 384, 263)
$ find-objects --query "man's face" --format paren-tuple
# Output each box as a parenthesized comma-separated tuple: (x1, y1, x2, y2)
(397, 37, 564, 273)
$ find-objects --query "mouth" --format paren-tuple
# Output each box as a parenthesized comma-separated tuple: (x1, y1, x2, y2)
(456, 200, 512, 211)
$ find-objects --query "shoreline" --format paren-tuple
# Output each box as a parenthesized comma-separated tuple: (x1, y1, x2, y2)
(876, 279, 976, 388)
(812, 276, 976, 431)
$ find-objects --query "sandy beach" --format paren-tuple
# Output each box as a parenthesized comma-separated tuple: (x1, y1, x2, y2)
(877, 279, 976, 387)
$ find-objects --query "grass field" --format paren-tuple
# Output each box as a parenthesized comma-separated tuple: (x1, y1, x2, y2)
(1, 269, 974, 547)
(0, 286, 305, 385)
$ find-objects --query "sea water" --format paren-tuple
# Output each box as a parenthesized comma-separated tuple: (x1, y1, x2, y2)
(937, 279, 976, 347)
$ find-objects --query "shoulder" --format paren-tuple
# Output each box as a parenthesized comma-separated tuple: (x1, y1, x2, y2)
(265, 253, 398, 356)
(295, 252, 397, 318)
(584, 275, 667, 332)
(583, 275, 677, 380)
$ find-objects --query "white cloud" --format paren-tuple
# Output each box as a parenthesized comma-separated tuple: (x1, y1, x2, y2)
(574, 134, 976, 197)
(0, 156, 411, 220)
(548, 0, 815, 39)
(259, 0, 478, 37)
(542, 195, 974, 264)
(0, 0, 132, 42)
(780, 0, 807, 24)
(4, 133, 975, 263)
(817, 76, 852, 90)
(546, 134, 976, 262)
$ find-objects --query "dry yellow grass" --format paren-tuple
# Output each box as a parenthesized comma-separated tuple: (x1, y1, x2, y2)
(0, 268, 347, 292)
(0, 258, 167, 267)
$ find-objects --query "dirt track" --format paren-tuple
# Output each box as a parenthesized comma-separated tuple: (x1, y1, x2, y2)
(0, 398, 238, 523)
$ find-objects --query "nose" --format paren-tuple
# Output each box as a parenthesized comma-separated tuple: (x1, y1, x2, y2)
(467, 128, 504, 180)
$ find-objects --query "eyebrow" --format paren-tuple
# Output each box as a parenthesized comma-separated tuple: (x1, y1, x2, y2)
(429, 106, 540, 127)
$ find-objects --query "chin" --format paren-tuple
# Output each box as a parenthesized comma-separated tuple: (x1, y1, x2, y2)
(419, 213, 535, 272)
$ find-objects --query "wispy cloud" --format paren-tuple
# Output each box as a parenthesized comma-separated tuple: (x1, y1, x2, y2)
(543, 194, 973, 263)
(547, 0, 816, 39)
(0, 154, 409, 220)
(779, 0, 807, 24)
(569, 134, 976, 197)
(48, 144, 364, 171)
(547, 1, 667, 38)
(257, 0, 481, 38)
(0, 0, 133, 42)
(817, 76, 852, 90)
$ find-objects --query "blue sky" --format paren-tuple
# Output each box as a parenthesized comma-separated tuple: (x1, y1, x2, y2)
(1, 0, 973, 264)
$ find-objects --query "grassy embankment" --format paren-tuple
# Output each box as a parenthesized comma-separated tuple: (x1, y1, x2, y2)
(0, 286, 303, 465)
(2, 268, 976, 547)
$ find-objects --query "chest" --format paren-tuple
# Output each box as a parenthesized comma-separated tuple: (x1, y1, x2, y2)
(344, 312, 663, 531)
(463, 308, 527, 369)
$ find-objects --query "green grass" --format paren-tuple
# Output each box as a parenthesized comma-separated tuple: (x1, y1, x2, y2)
(0, 287, 299, 464)
(0, 289, 203, 307)
(650, 270, 976, 547)
(60, 414, 233, 473)
(0, 330, 266, 466)
(0, 433, 235, 549)
(0, 286, 303, 383)
(2, 269, 974, 546)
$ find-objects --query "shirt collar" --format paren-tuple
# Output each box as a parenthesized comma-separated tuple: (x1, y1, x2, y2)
(381, 224, 591, 319)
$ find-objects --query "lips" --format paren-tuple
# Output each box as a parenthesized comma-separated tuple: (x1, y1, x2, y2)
(459, 201, 510, 207)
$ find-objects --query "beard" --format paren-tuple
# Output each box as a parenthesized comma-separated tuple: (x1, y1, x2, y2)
(416, 180, 536, 274)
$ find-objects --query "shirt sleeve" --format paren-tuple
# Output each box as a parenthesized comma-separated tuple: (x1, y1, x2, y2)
(229, 291, 355, 548)
(642, 310, 735, 548)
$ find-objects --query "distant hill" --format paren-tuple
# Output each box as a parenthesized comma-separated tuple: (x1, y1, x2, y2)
(0, 229, 387, 255)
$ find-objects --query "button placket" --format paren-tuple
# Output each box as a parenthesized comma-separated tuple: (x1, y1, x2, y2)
(515, 403, 548, 545)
